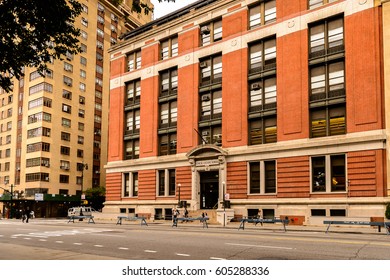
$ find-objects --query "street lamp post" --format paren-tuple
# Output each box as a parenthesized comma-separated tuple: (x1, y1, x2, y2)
(177, 183, 181, 207)
(80, 163, 88, 205)
(222, 181, 226, 227)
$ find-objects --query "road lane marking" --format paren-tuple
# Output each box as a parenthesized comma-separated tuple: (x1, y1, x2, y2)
(55, 241, 63, 244)
(210, 257, 226, 260)
(119, 247, 129, 250)
(94, 245, 104, 248)
(144, 250, 157, 253)
(226, 242, 294, 250)
(39, 239, 47, 242)
(73, 243, 83, 246)
(176, 253, 191, 257)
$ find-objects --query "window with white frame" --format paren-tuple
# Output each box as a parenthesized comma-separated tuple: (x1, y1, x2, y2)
(123, 172, 138, 197)
(311, 154, 346, 193)
(157, 169, 176, 196)
(249, 160, 276, 194)
(249, 0, 276, 30)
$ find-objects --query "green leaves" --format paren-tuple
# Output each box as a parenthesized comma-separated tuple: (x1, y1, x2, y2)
(0, 0, 82, 92)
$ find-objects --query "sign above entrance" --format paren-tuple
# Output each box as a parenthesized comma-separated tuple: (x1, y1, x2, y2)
(196, 159, 220, 167)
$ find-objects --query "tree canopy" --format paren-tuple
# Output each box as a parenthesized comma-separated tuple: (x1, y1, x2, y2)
(0, 0, 82, 92)
(0, 0, 175, 92)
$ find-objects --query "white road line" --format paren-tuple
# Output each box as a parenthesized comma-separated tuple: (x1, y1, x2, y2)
(119, 247, 129, 250)
(73, 243, 83, 246)
(39, 239, 47, 242)
(23, 238, 31, 240)
(226, 242, 293, 250)
(210, 257, 226, 260)
(176, 253, 191, 257)
(55, 241, 64, 244)
(144, 250, 157, 253)
(94, 245, 104, 248)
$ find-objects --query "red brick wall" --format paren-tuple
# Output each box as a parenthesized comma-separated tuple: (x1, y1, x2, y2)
(138, 170, 157, 200)
(176, 166, 192, 200)
(106, 173, 122, 201)
(277, 156, 310, 198)
(223, 7, 247, 38)
(227, 162, 247, 199)
(108, 85, 125, 161)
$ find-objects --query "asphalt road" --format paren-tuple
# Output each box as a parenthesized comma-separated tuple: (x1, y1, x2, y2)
(1, 219, 390, 260)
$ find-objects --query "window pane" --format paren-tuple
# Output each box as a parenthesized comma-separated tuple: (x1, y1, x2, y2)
(168, 169, 176, 195)
(264, 161, 276, 193)
(328, 61, 344, 95)
(311, 109, 327, 138)
(331, 155, 346, 192)
(329, 106, 345, 136)
(310, 24, 325, 54)
(310, 66, 326, 97)
(264, 117, 277, 143)
(328, 18, 344, 50)
(249, 162, 260, 193)
(213, 20, 222, 41)
(264, 77, 277, 106)
(250, 43, 262, 71)
(312, 156, 326, 192)
(249, 5, 261, 29)
(249, 120, 262, 145)
(264, 0, 276, 24)
(158, 170, 165, 196)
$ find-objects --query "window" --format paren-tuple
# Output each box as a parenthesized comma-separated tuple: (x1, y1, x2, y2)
(127, 50, 141, 72)
(308, 0, 338, 10)
(77, 149, 84, 158)
(161, 36, 178, 60)
(59, 175, 69, 183)
(200, 90, 222, 121)
(26, 173, 49, 182)
(310, 61, 345, 101)
(27, 127, 51, 138)
(64, 62, 73, 72)
(27, 142, 50, 153)
(249, 37, 276, 74)
(28, 112, 51, 124)
(124, 140, 139, 160)
(249, 160, 276, 194)
(62, 104, 71, 113)
(249, 0, 276, 29)
(61, 132, 71, 141)
(80, 69, 86, 79)
(78, 136, 84, 144)
(249, 116, 277, 145)
(62, 90, 72, 100)
(28, 97, 52, 109)
(126, 80, 141, 105)
(60, 160, 70, 170)
(311, 154, 346, 192)
(249, 77, 276, 112)
(123, 172, 138, 197)
(199, 126, 222, 146)
(80, 56, 87, 66)
(125, 110, 140, 135)
(159, 101, 177, 128)
(29, 82, 53, 95)
(309, 17, 344, 58)
(160, 68, 178, 97)
(310, 105, 345, 138)
(200, 19, 222, 46)
(159, 133, 177, 155)
(60, 146, 70, 155)
(200, 55, 222, 86)
(78, 109, 85, 118)
(157, 169, 176, 196)
(62, 118, 71, 127)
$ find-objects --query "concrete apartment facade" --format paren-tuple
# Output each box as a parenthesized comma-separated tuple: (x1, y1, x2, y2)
(106, 0, 389, 225)
(0, 0, 152, 218)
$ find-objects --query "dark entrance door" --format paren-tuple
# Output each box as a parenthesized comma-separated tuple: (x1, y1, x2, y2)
(200, 171, 219, 209)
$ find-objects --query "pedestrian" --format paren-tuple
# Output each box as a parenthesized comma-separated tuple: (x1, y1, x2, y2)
(257, 209, 263, 226)
(184, 207, 189, 222)
(30, 210, 35, 219)
(25, 208, 29, 223)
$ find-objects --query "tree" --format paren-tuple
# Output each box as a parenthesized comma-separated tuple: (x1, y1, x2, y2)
(0, 0, 83, 92)
(84, 186, 106, 211)
(0, 0, 175, 92)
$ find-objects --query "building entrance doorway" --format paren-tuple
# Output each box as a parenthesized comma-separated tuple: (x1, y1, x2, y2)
(200, 171, 219, 209)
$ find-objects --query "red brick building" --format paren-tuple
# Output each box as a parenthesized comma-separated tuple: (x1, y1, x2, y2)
(106, 0, 388, 225)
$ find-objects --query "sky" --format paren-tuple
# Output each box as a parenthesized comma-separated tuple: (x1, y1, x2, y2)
(151, 0, 199, 19)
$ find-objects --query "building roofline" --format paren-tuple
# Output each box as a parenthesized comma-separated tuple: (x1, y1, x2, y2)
(119, 0, 219, 40)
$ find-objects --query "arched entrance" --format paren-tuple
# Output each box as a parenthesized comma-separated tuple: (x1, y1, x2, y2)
(186, 145, 227, 211)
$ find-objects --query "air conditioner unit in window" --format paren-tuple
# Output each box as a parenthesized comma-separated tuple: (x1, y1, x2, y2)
(200, 61, 208, 68)
(201, 26, 210, 35)
(202, 131, 209, 136)
(201, 95, 210, 101)
(251, 83, 261, 90)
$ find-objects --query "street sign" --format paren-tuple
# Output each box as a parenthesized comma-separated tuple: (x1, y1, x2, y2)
(35, 193, 44, 201)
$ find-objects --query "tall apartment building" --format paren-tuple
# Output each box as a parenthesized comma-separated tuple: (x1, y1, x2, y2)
(0, 0, 152, 218)
(107, 0, 389, 225)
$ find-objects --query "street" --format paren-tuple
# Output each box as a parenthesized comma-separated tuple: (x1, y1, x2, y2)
(1, 219, 390, 260)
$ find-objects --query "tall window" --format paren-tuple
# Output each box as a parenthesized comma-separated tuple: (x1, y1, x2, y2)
(312, 154, 346, 192)
(123, 172, 138, 197)
(127, 50, 142, 72)
(126, 80, 141, 105)
(157, 169, 176, 196)
(159, 133, 177, 155)
(249, 116, 277, 145)
(249, 160, 276, 194)
(161, 36, 178, 60)
(124, 140, 139, 160)
(200, 19, 222, 46)
(249, 77, 276, 112)
(199, 126, 222, 146)
(200, 55, 222, 86)
(200, 91, 222, 121)
(160, 68, 178, 97)
(309, 16, 345, 138)
(125, 110, 140, 135)
(309, 17, 344, 58)
(249, 0, 276, 30)
(159, 101, 177, 128)
(249, 37, 276, 74)
(308, 0, 338, 10)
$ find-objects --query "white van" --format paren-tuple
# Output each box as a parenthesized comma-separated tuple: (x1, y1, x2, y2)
(67, 206, 96, 217)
